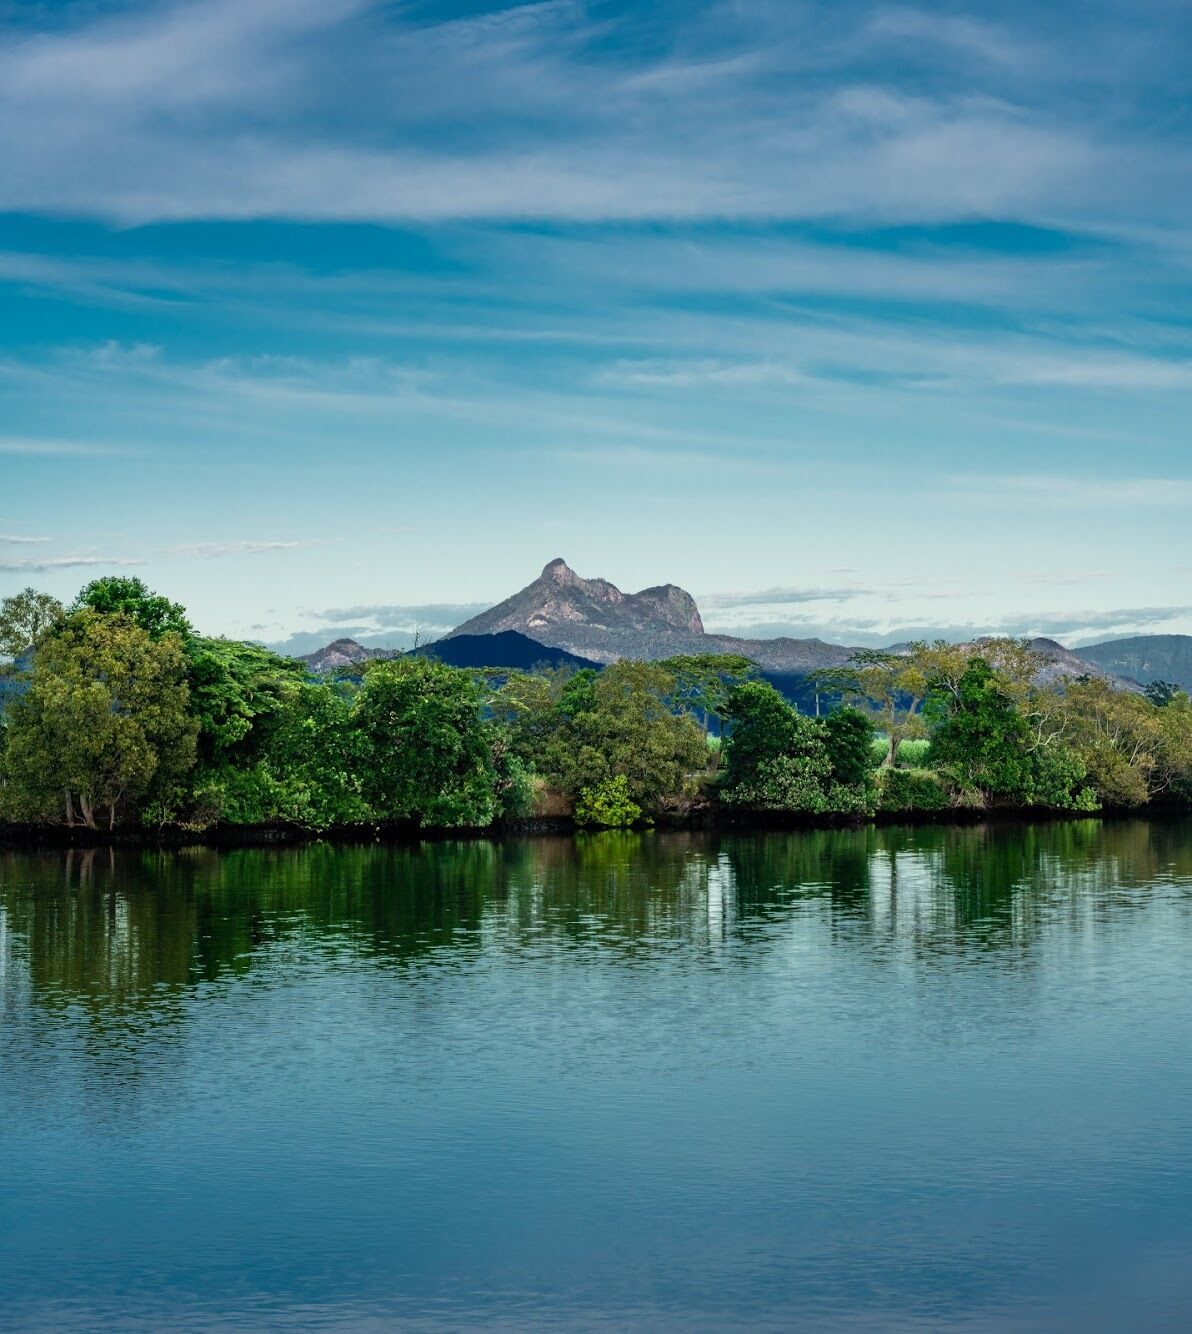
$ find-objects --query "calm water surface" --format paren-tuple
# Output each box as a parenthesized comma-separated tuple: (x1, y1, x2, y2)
(2, 820, 1192, 1331)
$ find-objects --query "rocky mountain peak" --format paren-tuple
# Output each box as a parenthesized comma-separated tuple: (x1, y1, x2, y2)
(447, 559, 702, 662)
(542, 556, 576, 583)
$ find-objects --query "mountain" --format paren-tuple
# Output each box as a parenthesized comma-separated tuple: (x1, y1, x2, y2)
(448, 558, 862, 671)
(1076, 635, 1192, 692)
(417, 630, 599, 672)
(301, 562, 1150, 691)
(448, 558, 706, 662)
(1010, 638, 1141, 692)
(299, 638, 399, 673)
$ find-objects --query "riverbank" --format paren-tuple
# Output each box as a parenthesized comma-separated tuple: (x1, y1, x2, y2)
(2, 802, 1181, 850)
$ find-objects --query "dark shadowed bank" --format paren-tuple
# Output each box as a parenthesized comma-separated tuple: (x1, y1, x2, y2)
(3, 803, 1188, 852)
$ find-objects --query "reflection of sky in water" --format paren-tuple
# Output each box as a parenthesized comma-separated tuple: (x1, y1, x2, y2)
(1, 820, 1191, 1330)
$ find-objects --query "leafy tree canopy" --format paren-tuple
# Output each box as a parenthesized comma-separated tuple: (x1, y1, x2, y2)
(2, 610, 197, 829)
(186, 636, 306, 767)
(72, 576, 191, 640)
(0, 587, 64, 658)
(353, 657, 499, 828)
(824, 707, 876, 787)
(1145, 680, 1182, 708)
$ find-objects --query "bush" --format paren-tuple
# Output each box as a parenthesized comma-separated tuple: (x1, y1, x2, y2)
(824, 707, 875, 785)
(575, 775, 643, 828)
(879, 767, 948, 812)
(723, 751, 832, 811)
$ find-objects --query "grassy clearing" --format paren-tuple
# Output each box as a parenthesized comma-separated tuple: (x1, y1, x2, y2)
(869, 737, 932, 767)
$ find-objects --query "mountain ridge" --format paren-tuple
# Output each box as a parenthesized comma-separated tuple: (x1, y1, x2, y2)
(448, 558, 854, 670)
(298, 560, 1175, 690)
(1075, 635, 1192, 691)
(446, 559, 1142, 681)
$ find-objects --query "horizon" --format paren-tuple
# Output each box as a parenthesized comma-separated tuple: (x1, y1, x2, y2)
(3, 0, 1191, 649)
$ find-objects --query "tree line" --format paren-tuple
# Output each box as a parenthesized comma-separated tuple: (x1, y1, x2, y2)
(1, 578, 1190, 833)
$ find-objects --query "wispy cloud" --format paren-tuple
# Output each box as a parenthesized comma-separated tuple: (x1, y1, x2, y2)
(704, 604, 1192, 649)
(0, 534, 51, 545)
(315, 601, 487, 628)
(157, 539, 326, 559)
(946, 474, 1192, 508)
(0, 0, 1183, 228)
(0, 436, 123, 456)
(0, 554, 145, 573)
(602, 360, 811, 389)
(700, 585, 871, 609)
(0, 538, 325, 574)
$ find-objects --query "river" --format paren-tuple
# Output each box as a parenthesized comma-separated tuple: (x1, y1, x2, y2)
(2, 820, 1191, 1330)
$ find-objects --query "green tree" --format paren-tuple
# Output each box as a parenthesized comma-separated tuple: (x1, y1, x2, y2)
(928, 658, 1092, 809)
(662, 653, 755, 738)
(720, 679, 815, 791)
(719, 680, 870, 813)
(824, 707, 875, 786)
(185, 636, 306, 769)
(1145, 680, 1181, 708)
(352, 658, 499, 827)
(191, 676, 370, 829)
(1059, 678, 1192, 807)
(545, 660, 707, 812)
(0, 587, 64, 657)
(72, 576, 191, 640)
(1, 610, 197, 828)
(837, 642, 969, 767)
(575, 774, 642, 828)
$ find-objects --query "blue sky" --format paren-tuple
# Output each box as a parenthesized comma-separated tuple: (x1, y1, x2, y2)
(1, 0, 1190, 651)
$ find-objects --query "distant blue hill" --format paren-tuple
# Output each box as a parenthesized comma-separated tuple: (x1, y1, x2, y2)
(1077, 635, 1192, 691)
(300, 630, 599, 676)
(416, 630, 599, 673)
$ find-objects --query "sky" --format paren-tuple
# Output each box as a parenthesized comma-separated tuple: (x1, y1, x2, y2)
(1, 0, 1190, 653)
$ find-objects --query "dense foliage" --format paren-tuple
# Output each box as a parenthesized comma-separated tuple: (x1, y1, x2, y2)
(2, 582, 1192, 834)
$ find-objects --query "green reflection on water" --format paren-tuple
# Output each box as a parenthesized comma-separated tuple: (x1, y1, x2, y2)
(2, 818, 1189, 1020)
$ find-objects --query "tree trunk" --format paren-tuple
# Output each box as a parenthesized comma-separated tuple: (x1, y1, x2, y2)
(79, 794, 97, 830)
(884, 732, 898, 767)
(63, 788, 77, 826)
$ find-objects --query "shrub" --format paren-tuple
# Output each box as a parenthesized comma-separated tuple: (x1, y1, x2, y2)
(824, 707, 875, 785)
(878, 767, 948, 812)
(575, 775, 643, 828)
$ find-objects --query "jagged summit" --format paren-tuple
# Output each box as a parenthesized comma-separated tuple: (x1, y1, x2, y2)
(447, 558, 704, 661)
(542, 556, 580, 583)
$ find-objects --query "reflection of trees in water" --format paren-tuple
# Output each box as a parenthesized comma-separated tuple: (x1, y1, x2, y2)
(2, 818, 1190, 1024)
(490, 831, 729, 955)
(0, 847, 195, 1122)
(853, 818, 1192, 958)
(1, 846, 197, 1008)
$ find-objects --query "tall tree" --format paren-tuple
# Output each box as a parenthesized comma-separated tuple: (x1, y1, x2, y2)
(2, 611, 197, 828)
(839, 641, 970, 766)
(661, 653, 755, 738)
(352, 658, 499, 828)
(718, 680, 872, 814)
(824, 707, 875, 786)
(1059, 678, 1192, 807)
